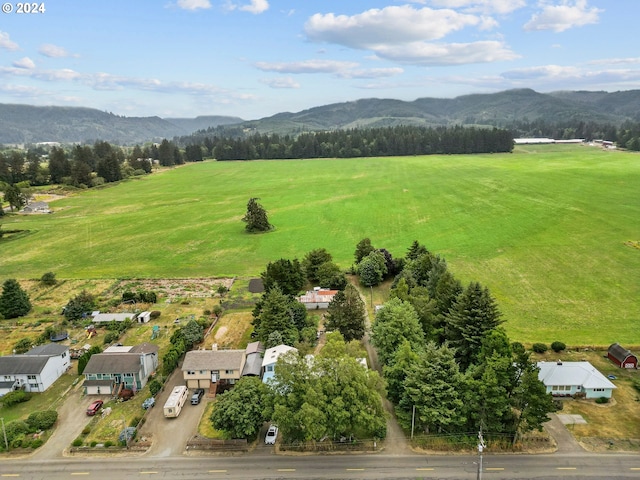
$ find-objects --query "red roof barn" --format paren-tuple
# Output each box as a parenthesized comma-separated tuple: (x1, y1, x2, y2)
(607, 343, 638, 369)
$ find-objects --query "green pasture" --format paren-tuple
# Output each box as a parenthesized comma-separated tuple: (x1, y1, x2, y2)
(1, 144, 639, 345)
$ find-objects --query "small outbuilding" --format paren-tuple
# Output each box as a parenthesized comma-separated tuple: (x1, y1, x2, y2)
(607, 343, 638, 369)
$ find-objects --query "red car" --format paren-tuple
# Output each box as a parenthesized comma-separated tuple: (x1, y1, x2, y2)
(86, 399, 104, 416)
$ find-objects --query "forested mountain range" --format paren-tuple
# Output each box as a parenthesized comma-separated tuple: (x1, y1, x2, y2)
(3, 89, 640, 145)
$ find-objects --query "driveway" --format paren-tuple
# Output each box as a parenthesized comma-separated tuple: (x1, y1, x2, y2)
(137, 369, 208, 457)
(31, 377, 107, 459)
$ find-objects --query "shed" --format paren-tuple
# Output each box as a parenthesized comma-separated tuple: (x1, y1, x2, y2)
(607, 343, 638, 369)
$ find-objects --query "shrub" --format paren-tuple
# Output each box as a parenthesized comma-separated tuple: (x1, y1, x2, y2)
(90, 441, 97, 448)
(103, 332, 119, 344)
(30, 438, 44, 449)
(40, 272, 57, 286)
(595, 396, 609, 404)
(551, 341, 566, 353)
(81, 426, 91, 435)
(129, 416, 142, 428)
(553, 399, 564, 411)
(532, 343, 548, 353)
(26, 410, 58, 431)
(150, 310, 161, 319)
(13, 337, 33, 354)
(1, 389, 33, 407)
(148, 379, 162, 396)
(104, 440, 113, 447)
(72, 438, 83, 447)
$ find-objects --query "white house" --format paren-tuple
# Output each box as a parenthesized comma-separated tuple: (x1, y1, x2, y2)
(537, 361, 616, 399)
(262, 344, 298, 383)
(0, 344, 70, 395)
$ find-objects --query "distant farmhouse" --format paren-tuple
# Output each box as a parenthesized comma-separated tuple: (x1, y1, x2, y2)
(90, 311, 152, 324)
(21, 201, 51, 214)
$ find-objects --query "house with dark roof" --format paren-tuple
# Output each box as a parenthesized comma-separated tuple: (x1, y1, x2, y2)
(537, 361, 616, 399)
(607, 343, 638, 369)
(242, 341, 265, 377)
(83, 342, 158, 395)
(0, 343, 70, 395)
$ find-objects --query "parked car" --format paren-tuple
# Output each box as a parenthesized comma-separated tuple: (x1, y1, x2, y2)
(191, 388, 205, 405)
(142, 397, 155, 409)
(265, 424, 278, 445)
(86, 399, 104, 416)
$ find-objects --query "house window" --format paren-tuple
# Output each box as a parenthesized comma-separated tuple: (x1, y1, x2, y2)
(27, 375, 37, 380)
(265, 365, 273, 372)
(552, 385, 571, 392)
(29, 383, 38, 389)
(225, 370, 235, 375)
(199, 370, 207, 374)
(124, 373, 133, 378)
(4, 375, 12, 381)
(593, 388, 605, 392)
(187, 370, 195, 375)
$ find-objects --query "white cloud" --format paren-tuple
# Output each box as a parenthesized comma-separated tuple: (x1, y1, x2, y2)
(375, 40, 519, 65)
(337, 67, 404, 79)
(240, 0, 268, 14)
(502, 64, 581, 80)
(260, 77, 300, 89)
(411, 0, 527, 15)
(254, 59, 359, 74)
(176, 0, 211, 10)
(524, 0, 602, 32)
(12, 57, 36, 69)
(39, 44, 76, 58)
(305, 6, 486, 48)
(0, 31, 19, 51)
(225, 0, 269, 14)
(589, 57, 640, 66)
(303, 5, 515, 67)
(0, 84, 48, 97)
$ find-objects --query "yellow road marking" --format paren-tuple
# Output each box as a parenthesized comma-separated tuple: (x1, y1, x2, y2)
(630, 468, 640, 470)
(208, 470, 228, 473)
(416, 468, 434, 471)
(557, 467, 577, 470)
(277, 469, 296, 472)
(346, 468, 365, 471)
(1, 475, 20, 478)
(486, 467, 505, 471)
(70, 474, 90, 476)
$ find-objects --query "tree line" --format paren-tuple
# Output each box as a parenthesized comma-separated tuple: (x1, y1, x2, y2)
(184, 125, 514, 160)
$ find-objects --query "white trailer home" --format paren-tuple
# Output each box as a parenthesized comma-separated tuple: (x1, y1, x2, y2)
(163, 385, 188, 418)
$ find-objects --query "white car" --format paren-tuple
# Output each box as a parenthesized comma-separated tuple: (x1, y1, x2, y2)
(265, 424, 278, 445)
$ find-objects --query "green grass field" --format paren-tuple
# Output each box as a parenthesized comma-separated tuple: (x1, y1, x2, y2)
(1, 144, 639, 345)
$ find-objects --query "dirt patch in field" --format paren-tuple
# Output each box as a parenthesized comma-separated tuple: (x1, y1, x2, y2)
(205, 312, 253, 349)
(112, 278, 234, 299)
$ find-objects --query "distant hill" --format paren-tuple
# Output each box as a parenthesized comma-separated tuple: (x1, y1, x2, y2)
(0, 104, 243, 145)
(3, 89, 640, 144)
(164, 115, 244, 133)
(236, 89, 640, 136)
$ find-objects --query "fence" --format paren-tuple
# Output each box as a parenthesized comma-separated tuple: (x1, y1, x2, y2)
(186, 436, 248, 452)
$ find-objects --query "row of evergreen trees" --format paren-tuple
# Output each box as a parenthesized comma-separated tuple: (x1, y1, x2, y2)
(371, 241, 554, 444)
(197, 125, 514, 160)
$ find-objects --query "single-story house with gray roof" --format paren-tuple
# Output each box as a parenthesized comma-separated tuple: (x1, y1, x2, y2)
(0, 343, 70, 395)
(537, 361, 616, 399)
(83, 342, 158, 395)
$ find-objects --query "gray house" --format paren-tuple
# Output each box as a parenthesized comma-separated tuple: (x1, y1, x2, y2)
(537, 361, 616, 399)
(83, 343, 158, 395)
(0, 344, 70, 395)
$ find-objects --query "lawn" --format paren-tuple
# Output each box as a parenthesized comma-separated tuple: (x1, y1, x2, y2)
(1, 145, 640, 345)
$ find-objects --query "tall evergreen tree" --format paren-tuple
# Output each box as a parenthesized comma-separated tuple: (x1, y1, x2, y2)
(354, 238, 375, 264)
(444, 282, 503, 371)
(325, 284, 366, 341)
(48, 147, 71, 184)
(261, 258, 304, 296)
(301, 248, 333, 283)
(256, 286, 298, 346)
(0, 279, 32, 319)
(242, 197, 272, 233)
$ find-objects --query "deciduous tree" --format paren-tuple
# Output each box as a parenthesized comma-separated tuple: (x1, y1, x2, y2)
(210, 377, 269, 439)
(371, 297, 424, 366)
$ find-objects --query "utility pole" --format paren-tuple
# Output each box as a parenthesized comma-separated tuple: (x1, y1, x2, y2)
(1, 417, 8, 450)
(476, 428, 485, 480)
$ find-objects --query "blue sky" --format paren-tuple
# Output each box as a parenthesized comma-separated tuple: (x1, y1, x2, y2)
(0, 0, 638, 120)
